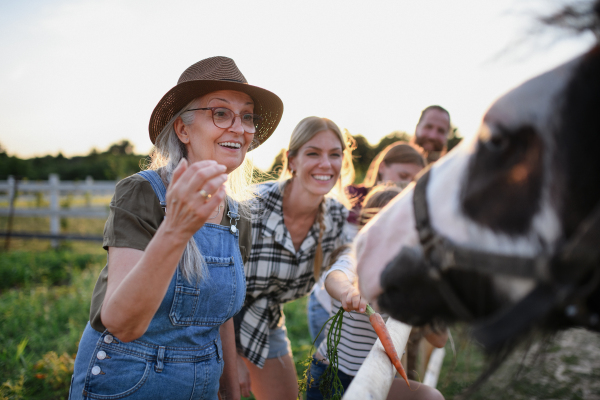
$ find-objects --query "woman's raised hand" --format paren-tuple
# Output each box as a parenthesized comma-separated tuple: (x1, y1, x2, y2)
(164, 158, 228, 239)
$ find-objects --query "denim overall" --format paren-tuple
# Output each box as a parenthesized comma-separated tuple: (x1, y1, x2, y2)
(70, 170, 246, 400)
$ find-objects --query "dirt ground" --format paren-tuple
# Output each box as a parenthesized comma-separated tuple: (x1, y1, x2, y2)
(471, 328, 600, 400)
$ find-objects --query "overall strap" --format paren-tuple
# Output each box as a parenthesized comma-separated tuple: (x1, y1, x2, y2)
(227, 198, 241, 235)
(138, 170, 167, 213)
(227, 198, 239, 219)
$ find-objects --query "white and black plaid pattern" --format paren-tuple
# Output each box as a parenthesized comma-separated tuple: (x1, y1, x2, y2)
(235, 181, 350, 367)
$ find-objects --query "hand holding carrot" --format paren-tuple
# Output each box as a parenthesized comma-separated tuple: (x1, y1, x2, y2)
(325, 270, 367, 313)
(340, 285, 367, 314)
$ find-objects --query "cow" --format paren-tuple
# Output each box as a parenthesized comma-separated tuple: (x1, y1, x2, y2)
(355, 1, 600, 355)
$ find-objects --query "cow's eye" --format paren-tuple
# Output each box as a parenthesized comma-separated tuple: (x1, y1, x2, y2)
(483, 133, 510, 153)
(478, 124, 510, 153)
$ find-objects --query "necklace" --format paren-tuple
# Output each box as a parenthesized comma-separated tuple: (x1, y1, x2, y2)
(208, 202, 223, 220)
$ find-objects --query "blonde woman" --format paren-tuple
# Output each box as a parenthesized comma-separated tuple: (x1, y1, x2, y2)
(235, 117, 355, 400)
(69, 57, 283, 400)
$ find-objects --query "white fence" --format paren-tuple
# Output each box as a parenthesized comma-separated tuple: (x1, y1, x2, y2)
(0, 174, 117, 246)
(344, 320, 412, 399)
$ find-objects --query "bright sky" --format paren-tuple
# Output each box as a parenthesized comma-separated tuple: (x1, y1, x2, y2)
(0, 0, 595, 171)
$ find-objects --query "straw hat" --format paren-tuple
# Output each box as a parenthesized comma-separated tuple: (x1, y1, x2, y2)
(149, 56, 283, 150)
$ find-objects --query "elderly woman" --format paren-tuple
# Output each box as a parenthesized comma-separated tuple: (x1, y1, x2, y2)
(235, 117, 355, 400)
(69, 57, 283, 400)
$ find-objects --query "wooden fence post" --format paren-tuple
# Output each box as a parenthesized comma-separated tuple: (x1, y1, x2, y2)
(49, 174, 60, 248)
(7, 175, 15, 203)
(423, 347, 445, 388)
(343, 319, 412, 400)
(4, 176, 16, 250)
(85, 176, 93, 207)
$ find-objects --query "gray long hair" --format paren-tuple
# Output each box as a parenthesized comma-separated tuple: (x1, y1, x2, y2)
(148, 97, 256, 282)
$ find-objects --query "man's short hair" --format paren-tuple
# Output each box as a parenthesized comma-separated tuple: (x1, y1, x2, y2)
(417, 105, 451, 130)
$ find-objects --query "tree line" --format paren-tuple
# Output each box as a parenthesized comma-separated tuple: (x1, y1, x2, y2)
(0, 129, 462, 183)
(0, 141, 147, 181)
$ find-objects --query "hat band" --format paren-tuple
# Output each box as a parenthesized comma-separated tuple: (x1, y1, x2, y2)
(219, 78, 246, 83)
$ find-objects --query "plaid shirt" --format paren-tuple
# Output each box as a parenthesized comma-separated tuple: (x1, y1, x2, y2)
(235, 181, 351, 367)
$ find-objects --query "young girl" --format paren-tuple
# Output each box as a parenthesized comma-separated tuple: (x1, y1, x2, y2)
(306, 186, 446, 400)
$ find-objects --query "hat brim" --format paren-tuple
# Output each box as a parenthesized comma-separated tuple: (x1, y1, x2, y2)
(149, 80, 283, 150)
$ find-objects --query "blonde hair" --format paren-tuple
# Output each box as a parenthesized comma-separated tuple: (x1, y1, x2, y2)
(278, 116, 355, 279)
(148, 95, 256, 282)
(363, 142, 425, 188)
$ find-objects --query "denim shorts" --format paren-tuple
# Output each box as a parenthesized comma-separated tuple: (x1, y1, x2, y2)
(266, 320, 292, 359)
(307, 291, 330, 349)
(305, 356, 354, 400)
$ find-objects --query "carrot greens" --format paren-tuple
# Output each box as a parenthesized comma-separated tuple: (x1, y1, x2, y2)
(298, 307, 346, 400)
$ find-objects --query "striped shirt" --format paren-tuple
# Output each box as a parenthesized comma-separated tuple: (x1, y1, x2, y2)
(317, 300, 390, 376)
(235, 180, 352, 368)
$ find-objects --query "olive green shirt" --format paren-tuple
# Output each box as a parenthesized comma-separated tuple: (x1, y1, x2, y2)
(89, 173, 251, 332)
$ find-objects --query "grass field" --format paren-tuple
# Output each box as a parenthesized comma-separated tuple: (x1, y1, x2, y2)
(2, 217, 595, 399)
(0, 250, 104, 399)
(0, 241, 489, 400)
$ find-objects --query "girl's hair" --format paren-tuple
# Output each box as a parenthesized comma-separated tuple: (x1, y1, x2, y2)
(279, 116, 355, 279)
(358, 184, 403, 227)
(327, 186, 403, 273)
(147, 96, 256, 282)
(363, 142, 425, 188)
(326, 244, 352, 270)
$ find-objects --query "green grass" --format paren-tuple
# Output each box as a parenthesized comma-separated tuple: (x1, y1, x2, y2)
(284, 296, 315, 375)
(0, 250, 103, 290)
(437, 327, 487, 399)
(0, 244, 534, 400)
(0, 258, 102, 399)
(0, 245, 494, 400)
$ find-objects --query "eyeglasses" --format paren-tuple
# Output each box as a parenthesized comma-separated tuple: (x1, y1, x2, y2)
(185, 107, 262, 133)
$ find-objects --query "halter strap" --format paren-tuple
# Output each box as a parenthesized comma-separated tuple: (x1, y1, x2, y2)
(407, 167, 600, 349)
(413, 169, 549, 280)
(411, 170, 472, 320)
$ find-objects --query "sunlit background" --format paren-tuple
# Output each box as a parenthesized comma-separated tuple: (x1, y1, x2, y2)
(0, 0, 595, 171)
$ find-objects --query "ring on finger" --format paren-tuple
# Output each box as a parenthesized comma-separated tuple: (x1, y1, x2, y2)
(199, 189, 211, 201)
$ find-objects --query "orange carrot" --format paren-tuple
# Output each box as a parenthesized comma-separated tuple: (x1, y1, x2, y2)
(365, 305, 410, 387)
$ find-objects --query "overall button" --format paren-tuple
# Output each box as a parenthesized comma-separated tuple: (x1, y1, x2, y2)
(104, 335, 114, 344)
(96, 351, 107, 360)
(91, 366, 102, 375)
